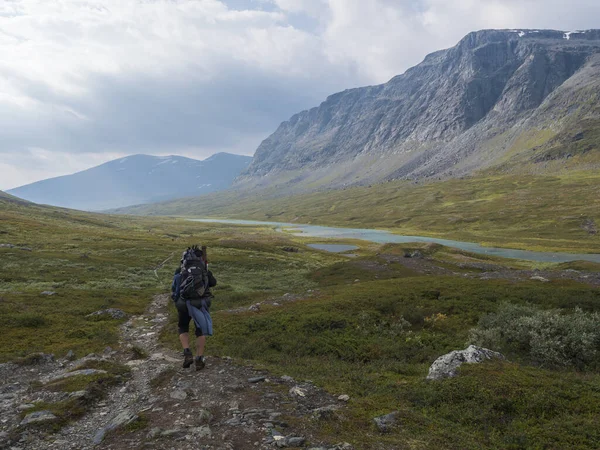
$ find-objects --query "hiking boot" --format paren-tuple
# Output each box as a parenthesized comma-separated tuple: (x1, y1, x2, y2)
(195, 356, 206, 371)
(183, 349, 193, 368)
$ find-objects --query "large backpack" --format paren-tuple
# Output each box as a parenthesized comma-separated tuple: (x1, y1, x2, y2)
(179, 247, 209, 300)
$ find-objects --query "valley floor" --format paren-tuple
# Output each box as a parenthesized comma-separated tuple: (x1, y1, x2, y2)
(1, 198, 599, 449)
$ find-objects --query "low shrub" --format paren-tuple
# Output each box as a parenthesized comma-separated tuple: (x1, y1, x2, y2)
(470, 303, 600, 370)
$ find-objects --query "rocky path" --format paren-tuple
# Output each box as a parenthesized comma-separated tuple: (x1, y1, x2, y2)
(0, 295, 352, 450)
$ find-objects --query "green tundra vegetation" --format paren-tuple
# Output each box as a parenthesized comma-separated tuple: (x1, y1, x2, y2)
(117, 172, 600, 254)
(1, 191, 600, 449)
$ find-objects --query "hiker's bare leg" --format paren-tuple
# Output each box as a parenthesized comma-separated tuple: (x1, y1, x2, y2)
(196, 336, 206, 357)
(179, 333, 190, 350)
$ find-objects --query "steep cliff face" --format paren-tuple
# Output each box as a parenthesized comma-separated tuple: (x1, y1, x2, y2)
(238, 29, 600, 191)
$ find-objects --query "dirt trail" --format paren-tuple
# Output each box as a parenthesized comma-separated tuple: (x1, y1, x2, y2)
(0, 295, 351, 450)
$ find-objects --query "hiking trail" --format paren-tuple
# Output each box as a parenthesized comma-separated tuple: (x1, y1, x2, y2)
(0, 294, 352, 450)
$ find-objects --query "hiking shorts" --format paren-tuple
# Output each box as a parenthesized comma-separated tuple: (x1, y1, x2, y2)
(175, 298, 211, 337)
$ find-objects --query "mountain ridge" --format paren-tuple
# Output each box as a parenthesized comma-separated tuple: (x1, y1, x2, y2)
(236, 29, 600, 192)
(8, 153, 252, 211)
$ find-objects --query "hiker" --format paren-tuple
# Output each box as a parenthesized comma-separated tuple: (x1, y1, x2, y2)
(171, 245, 217, 370)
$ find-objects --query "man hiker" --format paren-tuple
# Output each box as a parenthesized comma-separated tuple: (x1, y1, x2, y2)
(171, 245, 216, 370)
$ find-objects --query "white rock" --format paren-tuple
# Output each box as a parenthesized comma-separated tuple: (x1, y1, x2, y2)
(338, 395, 350, 402)
(426, 345, 504, 380)
(289, 386, 307, 397)
(170, 390, 187, 400)
(530, 276, 550, 282)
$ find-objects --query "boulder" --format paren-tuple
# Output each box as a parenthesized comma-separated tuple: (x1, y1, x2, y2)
(20, 410, 58, 427)
(426, 345, 504, 380)
(190, 425, 212, 438)
(248, 376, 267, 383)
(373, 411, 399, 432)
(286, 436, 306, 447)
(93, 409, 138, 445)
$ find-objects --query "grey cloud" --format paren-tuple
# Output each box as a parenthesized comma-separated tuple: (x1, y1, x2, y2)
(2, 0, 600, 190)
(0, 61, 364, 156)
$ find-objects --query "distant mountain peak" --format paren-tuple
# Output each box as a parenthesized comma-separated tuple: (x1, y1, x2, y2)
(8, 153, 252, 211)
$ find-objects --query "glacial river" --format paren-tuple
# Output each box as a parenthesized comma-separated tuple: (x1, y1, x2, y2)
(188, 219, 600, 264)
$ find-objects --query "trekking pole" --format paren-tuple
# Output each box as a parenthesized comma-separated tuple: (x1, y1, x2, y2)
(202, 245, 207, 267)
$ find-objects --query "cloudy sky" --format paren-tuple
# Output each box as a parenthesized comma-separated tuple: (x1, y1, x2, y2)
(1, 0, 599, 190)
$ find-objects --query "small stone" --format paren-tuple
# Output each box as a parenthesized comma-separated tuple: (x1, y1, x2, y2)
(288, 386, 307, 397)
(249, 303, 261, 312)
(146, 427, 162, 439)
(16, 404, 35, 411)
(20, 410, 57, 426)
(170, 390, 187, 400)
(40, 291, 57, 296)
(65, 350, 76, 361)
(281, 375, 294, 383)
(68, 391, 87, 399)
(161, 429, 187, 439)
(92, 429, 107, 445)
(286, 436, 306, 447)
(248, 376, 266, 383)
(530, 276, 550, 282)
(338, 394, 350, 402)
(373, 411, 399, 432)
(190, 425, 211, 438)
(224, 417, 242, 426)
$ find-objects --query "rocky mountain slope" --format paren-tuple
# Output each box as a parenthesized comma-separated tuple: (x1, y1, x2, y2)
(237, 29, 600, 192)
(8, 153, 252, 211)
